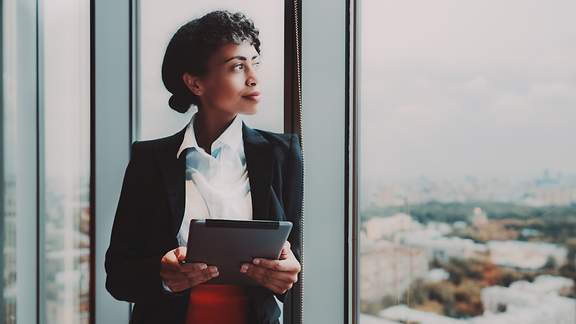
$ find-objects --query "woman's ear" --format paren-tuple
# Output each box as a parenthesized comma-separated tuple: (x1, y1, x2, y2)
(182, 72, 203, 96)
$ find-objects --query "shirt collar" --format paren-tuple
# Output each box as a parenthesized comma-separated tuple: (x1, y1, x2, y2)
(176, 111, 244, 159)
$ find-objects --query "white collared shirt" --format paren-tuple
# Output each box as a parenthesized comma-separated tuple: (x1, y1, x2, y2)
(175, 111, 253, 247)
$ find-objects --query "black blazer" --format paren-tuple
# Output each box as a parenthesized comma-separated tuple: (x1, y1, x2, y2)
(105, 122, 303, 324)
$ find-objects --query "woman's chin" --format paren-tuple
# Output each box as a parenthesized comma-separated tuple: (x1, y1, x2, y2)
(240, 105, 259, 115)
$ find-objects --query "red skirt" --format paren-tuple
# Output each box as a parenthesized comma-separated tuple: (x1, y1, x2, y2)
(185, 284, 250, 324)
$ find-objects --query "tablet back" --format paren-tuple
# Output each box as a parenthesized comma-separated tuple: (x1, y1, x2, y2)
(184, 219, 292, 285)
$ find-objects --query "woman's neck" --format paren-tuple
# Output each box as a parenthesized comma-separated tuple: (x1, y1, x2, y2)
(193, 109, 237, 155)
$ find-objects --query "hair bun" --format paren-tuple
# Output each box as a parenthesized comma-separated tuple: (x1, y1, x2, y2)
(168, 93, 192, 113)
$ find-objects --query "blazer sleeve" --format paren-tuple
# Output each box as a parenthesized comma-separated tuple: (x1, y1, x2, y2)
(274, 133, 304, 303)
(105, 141, 183, 303)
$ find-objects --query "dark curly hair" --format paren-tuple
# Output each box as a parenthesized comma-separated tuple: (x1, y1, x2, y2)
(161, 10, 261, 113)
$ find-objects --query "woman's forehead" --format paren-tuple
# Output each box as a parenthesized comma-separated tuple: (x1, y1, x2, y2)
(211, 41, 259, 66)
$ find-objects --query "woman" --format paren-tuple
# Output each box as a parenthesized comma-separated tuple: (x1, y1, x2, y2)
(105, 10, 303, 324)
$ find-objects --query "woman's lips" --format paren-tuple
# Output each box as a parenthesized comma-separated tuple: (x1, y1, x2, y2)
(242, 94, 261, 102)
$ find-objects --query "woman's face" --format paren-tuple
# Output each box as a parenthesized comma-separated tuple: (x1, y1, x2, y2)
(186, 40, 262, 116)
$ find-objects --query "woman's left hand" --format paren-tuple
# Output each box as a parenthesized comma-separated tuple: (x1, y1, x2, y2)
(239, 241, 301, 295)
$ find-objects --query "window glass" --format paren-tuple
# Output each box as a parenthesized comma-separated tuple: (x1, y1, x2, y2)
(2, 1, 19, 321)
(41, 0, 91, 322)
(359, 1, 576, 323)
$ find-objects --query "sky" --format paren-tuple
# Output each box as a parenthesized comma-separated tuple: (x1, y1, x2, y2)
(358, 0, 576, 187)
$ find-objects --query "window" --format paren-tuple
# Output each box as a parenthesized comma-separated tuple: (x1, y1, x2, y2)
(1, 2, 19, 318)
(40, 0, 91, 323)
(358, 1, 576, 323)
(2, 0, 38, 322)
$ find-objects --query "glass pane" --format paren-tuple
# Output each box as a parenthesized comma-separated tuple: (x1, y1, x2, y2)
(2, 1, 19, 322)
(41, 0, 91, 322)
(138, 1, 285, 140)
(359, 1, 576, 323)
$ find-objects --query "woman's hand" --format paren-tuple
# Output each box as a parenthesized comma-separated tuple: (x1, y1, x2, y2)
(160, 247, 219, 292)
(239, 241, 301, 295)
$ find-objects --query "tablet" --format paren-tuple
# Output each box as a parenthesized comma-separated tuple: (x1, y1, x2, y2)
(183, 219, 293, 285)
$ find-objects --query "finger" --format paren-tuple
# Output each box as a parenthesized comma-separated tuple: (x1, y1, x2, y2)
(180, 263, 208, 273)
(243, 264, 296, 285)
(280, 241, 291, 256)
(251, 258, 282, 271)
(187, 266, 219, 283)
(279, 247, 292, 260)
(184, 266, 218, 281)
(174, 246, 187, 261)
(280, 253, 301, 272)
(242, 264, 292, 287)
(252, 258, 300, 272)
(270, 270, 298, 284)
(161, 251, 183, 271)
(162, 250, 179, 265)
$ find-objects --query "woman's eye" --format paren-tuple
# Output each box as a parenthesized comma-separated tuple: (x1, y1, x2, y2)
(233, 64, 244, 71)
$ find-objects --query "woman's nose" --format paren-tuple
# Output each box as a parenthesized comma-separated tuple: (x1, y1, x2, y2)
(246, 67, 258, 86)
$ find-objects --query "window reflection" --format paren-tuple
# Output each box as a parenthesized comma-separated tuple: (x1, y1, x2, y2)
(42, 0, 91, 322)
(359, 1, 576, 323)
(2, 0, 21, 322)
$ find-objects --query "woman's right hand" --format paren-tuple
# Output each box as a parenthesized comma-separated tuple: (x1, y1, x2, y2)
(160, 247, 219, 292)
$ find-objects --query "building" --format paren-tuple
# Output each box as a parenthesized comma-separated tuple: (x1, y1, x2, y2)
(479, 277, 576, 324)
(397, 229, 487, 262)
(359, 313, 399, 324)
(509, 275, 574, 296)
(360, 240, 428, 303)
(487, 240, 567, 270)
(379, 304, 467, 324)
(363, 213, 422, 241)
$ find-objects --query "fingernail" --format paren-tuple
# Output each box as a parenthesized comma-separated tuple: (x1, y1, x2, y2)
(240, 264, 248, 273)
(212, 271, 219, 277)
(200, 264, 207, 270)
(253, 259, 260, 265)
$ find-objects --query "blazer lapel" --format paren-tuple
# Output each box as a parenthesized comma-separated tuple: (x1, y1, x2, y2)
(242, 121, 274, 221)
(154, 125, 187, 237)
(155, 121, 276, 239)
